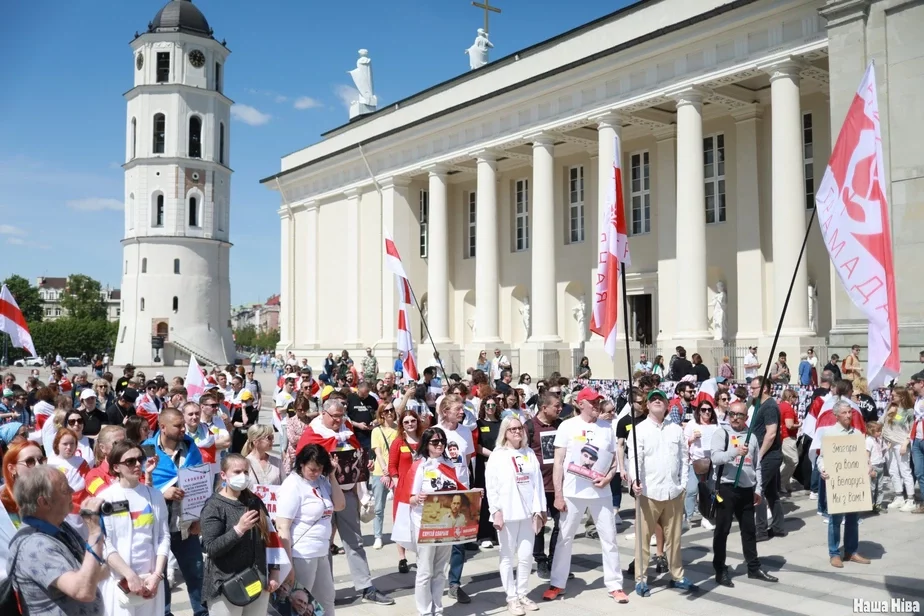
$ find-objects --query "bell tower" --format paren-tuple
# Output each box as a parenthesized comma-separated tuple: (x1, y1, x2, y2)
(114, 0, 234, 367)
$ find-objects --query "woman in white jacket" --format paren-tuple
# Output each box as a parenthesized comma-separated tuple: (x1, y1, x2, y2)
(485, 416, 546, 615)
(98, 439, 170, 616)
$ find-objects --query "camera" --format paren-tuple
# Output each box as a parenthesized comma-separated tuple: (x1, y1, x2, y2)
(100, 500, 130, 516)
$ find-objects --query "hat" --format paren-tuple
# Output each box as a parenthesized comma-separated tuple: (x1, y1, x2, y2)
(121, 388, 139, 403)
(239, 390, 254, 402)
(80, 388, 97, 401)
(575, 388, 602, 404)
(1, 388, 13, 399)
(912, 371, 924, 382)
(580, 444, 599, 460)
(715, 376, 727, 384)
(647, 389, 668, 401)
(320, 385, 335, 401)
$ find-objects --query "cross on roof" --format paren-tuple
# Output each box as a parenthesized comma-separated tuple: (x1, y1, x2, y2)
(471, 0, 501, 34)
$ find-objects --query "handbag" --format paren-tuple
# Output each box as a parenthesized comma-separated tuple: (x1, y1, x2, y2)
(220, 525, 264, 607)
(708, 429, 731, 521)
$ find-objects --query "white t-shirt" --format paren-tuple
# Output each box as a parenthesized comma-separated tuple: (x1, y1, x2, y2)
(277, 474, 334, 559)
(744, 353, 760, 379)
(126, 484, 157, 570)
(553, 416, 616, 500)
(77, 436, 95, 467)
(274, 390, 295, 410)
(437, 422, 474, 488)
(866, 435, 886, 466)
(410, 458, 464, 529)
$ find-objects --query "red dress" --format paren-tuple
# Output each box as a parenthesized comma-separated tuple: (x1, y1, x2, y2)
(388, 436, 417, 517)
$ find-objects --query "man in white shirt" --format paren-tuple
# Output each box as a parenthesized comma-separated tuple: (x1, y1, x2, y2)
(543, 388, 627, 603)
(491, 348, 511, 382)
(627, 389, 696, 597)
(634, 353, 653, 374)
(743, 346, 761, 383)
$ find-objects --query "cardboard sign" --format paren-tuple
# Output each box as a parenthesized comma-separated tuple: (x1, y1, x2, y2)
(417, 489, 482, 545)
(178, 464, 212, 520)
(822, 432, 872, 515)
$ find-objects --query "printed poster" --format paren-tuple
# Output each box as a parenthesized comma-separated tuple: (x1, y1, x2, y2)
(178, 463, 212, 520)
(417, 489, 482, 545)
(566, 442, 613, 481)
(253, 484, 291, 581)
(539, 431, 557, 465)
(331, 448, 368, 485)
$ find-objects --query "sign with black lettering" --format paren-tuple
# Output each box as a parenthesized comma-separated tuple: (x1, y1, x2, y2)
(823, 433, 872, 515)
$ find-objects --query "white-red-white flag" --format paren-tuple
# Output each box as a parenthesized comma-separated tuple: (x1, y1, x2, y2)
(0, 284, 36, 357)
(185, 354, 206, 402)
(815, 63, 899, 389)
(590, 134, 631, 360)
(384, 231, 419, 381)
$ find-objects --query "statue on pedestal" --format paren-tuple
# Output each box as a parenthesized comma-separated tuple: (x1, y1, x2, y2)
(808, 281, 818, 333)
(711, 281, 727, 341)
(347, 49, 377, 119)
(520, 296, 531, 336)
(465, 28, 493, 70)
(573, 295, 587, 340)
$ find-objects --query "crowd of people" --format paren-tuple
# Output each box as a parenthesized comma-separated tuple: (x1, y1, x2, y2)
(1, 344, 922, 616)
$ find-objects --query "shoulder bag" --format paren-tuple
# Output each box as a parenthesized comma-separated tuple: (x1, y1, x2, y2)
(220, 520, 264, 606)
(707, 429, 731, 521)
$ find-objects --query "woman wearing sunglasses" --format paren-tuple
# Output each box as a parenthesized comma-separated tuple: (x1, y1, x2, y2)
(474, 393, 502, 548)
(387, 409, 423, 574)
(684, 403, 719, 530)
(98, 440, 168, 615)
(64, 409, 96, 466)
(1, 440, 46, 528)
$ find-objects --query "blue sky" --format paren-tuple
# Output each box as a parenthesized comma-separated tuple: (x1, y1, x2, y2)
(1, 0, 628, 305)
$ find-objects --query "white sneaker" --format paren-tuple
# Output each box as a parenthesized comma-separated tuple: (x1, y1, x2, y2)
(507, 599, 526, 616)
(701, 518, 716, 531)
(900, 500, 918, 512)
(613, 512, 623, 526)
(373, 537, 383, 550)
(888, 498, 905, 510)
(518, 596, 539, 611)
(480, 540, 494, 549)
(809, 492, 818, 500)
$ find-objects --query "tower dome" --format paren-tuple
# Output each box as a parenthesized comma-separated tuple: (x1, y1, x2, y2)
(149, 0, 212, 38)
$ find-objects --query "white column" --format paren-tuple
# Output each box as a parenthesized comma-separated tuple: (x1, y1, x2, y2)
(344, 188, 362, 346)
(379, 177, 412, 346)
(303, 203, 319, 346)
(529, 134, 560, 342)
(278, 208, 293, 347)
(475, 152, 501, 343)
(733, 105, 766, 339)
(672, 89, 710, 338)
(767, 60, 812, 335)
(655, 127, 677, 342)
(595, 112, 628, 339)
(426, 166, 451, 343)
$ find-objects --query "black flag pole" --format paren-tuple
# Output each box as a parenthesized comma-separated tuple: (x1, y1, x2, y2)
(620, 265, 644, 578)
(405, 282, 450, 386)
(733, 205, 819, 486)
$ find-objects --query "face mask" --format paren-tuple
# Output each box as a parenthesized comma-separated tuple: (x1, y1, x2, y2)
(227, 474, 250, 491)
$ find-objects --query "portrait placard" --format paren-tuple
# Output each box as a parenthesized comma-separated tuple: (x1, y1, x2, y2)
(417, 489, 482, 545)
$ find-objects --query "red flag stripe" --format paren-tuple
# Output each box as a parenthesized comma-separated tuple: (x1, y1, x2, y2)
(0, 298, 29, 330)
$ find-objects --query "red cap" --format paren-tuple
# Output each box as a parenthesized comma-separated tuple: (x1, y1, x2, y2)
(575, 388, 602, 404)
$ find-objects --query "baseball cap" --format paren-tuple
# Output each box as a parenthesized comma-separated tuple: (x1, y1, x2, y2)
(911, 371, 924, 382)
(647, 389, 668, 401)
(121, 388, 139, 403)
(1, 388, 13, 399)
(80, 388, 97, 401)
(715, 376, 727, 384)
(575, 388, 602, 404)
(239, 390, 254, 402)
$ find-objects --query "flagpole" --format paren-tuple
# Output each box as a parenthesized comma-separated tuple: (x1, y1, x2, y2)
(733, 205, 818, 486)
(619, 265, 644, 580)
(404, 281, 450, 384)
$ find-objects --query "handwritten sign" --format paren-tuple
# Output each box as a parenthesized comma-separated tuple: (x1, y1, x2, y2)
(822, 433, 872, 515)
(178, 463, 212, 520)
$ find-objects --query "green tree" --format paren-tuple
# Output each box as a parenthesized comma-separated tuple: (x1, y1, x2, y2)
(254, 328, 280, 350)
(60, 274, 107, 321)
(234, 325, 257, 349)
(2, 274, 43, 323)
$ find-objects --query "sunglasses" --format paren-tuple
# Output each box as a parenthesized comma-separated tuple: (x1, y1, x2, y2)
(119, 456, 145, 467)
(728, 412, 747, 419)
(17, 456, 47, 467)
(202, 403, 219, 408)
(67, 418, 84, 426)
(507, 426, 523, 433)
(429, 440, 446, 446)
(699, 407, 714, 412)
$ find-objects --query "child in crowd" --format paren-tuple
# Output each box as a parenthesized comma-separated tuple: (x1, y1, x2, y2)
(866, 422, 887, 513)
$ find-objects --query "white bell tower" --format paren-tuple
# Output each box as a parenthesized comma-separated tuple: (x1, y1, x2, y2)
(114, 0, 235, 367)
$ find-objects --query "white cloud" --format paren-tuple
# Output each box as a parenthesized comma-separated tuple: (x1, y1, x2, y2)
(275, 95, 289, 104)
(231, 104, 271, 126)
(65, 197, 123, 211)
(294, 96, 323, 110)
(334, 84, 359, 109)
(6, 237, 25, 246)
(0, 224, 25, 236)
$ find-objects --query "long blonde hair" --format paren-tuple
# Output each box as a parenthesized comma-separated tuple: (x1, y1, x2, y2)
(241, 424, 273, 457)
(887, 386, 914, 421)
(495, 416, 526, 450)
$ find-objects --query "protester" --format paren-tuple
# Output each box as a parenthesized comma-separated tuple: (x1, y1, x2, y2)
(387, 407, 422, 573)
(369, 401, 397, 549)
(474, 393, 502, 548)
(748, 376, 787, 541)
(525, 391, 564, 580)
(882, 386, 916, 511)
(1, 440, 46, 528)
(866, 421, 888, 513)
(85, 425, 127, 496)
(283, 393, 312, 475)
(486, 416, 546, 615)
(711, 401, 778, 586)
(683, 401, 719, 531)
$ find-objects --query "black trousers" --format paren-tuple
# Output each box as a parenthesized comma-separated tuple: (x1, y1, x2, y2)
(755, 453, 784, 538)
(533, 490, 562, 564)
(712, 483, 761, 574)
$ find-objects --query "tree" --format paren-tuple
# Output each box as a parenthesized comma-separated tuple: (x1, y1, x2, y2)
(2, 274, 43, 323)
(234, 325, 257, 349)
(255, 328, 280, 350)
(60, 274, 107, 321)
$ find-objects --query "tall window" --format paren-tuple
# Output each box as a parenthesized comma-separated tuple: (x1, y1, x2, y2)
(419, 190, 429, 258)
(189, 116, 202, 158)
(141, 258, 147, 273)
(467, 192, 476, 258)
(219, 122, 225, 165)
(172, 297, 179, 312)
(704, 134, 726, 224)
(514, 179, 529, 252)
(803, 112, 814, 209)
(140, 298, 145, 311)
(174, 258, 180, 274)
(215, 62, 222, 92)
(156, 52, 170, 83)
(188, 196, 198, 227)
(131, 118, 137, 159)
(630, 152, 651, 235)
(154, 194, 164, 226)
(568, 165, 585, 243)
(152, 114, 165, 154)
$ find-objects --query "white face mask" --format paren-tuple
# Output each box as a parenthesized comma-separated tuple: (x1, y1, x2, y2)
(227, 474, 250, 491)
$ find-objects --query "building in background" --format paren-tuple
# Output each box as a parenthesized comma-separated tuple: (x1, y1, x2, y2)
(36, 277, 121, 322)
(114, 0, 235, 367)
(230, 294, 281, 332)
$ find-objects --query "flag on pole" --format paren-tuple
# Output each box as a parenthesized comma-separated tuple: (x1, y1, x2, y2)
(0, 284, 36, 357)
(384, 231, 419, 381)
(590, 133, 631, 360)
(185, 354, 206, 402)
(814, 63, 899, 389)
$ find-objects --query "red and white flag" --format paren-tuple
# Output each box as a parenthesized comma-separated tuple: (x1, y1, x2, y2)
(815, 64, 899, 389)
(384, 231, 419, 381)
(0, 284, 36, 357)
(185, 354, 206, 402)
(590, 134, 631, 359)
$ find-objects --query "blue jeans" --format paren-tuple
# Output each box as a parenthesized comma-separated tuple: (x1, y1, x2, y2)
(165, 531, 206, 616)
(610, 473, 622, 509)
(912, 439, 924, 501)
(369, 475, 389, 538)
(828, 513, 859, 557)
(448, 544, 467, 586)
(817, 471, 828, 516)
(811, 463, 820, 493)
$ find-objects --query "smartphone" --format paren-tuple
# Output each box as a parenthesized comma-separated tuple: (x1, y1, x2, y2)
(141, 444, 156, 459)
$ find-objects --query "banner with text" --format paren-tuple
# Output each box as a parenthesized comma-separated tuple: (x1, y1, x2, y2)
(823, 433, 872, 515)
(417, 489, 482, 545)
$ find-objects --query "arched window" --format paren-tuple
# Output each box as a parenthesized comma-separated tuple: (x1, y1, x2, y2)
(172, 297, 178, 312)
(188, 196, 198, 227)
(128, 193, 135, 230)
(153, 114, 165, 154)
(189, 116, 202, 158)
(131, 118, 137, 159)
(174, 258, 180, 274)
(141, 258, 147, 273)
(219, 122, 225, 164)
(140, 298, 145, 311)
(154, 194, 164, 226)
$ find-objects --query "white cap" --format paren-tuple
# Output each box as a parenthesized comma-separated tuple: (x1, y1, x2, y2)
(80, 388, 97, 401)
